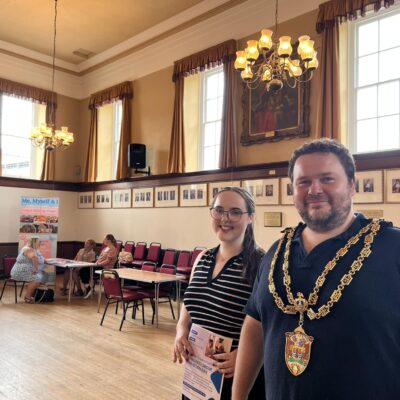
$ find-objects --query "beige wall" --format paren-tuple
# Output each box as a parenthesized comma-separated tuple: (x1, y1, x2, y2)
(131, 67, 175, 176)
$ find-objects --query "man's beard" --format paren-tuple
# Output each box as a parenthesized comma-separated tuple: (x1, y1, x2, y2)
(296, 190, 352, 233)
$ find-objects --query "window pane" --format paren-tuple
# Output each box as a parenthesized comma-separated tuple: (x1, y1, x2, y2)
(218, 73, 225, 97)
(378, 81, 399, 116)
(204, 122, 216, 146)
(358, 21, 378, 56)
(357, 86, 377, 120)
(357, 119, 377, 152)
(206, 98, 218, 121)
(378, 115, 399, 150)
(217, 97, 224, 120)
(203, 146, 216, 170)
(358, 54, 378, 86)
(206, 74, 219, 99)
(215, 121, 222, 145)
(379, 47, 400, 82)
(379, 13, 400, 51)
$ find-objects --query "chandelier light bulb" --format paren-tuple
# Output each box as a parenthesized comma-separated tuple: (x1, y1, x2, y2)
(298, 38, 315, 62)
(241, 65, 254, 81)
(278, 36, 292, 58)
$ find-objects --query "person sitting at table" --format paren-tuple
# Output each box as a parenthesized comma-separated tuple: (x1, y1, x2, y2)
(85, 234, 118, 298)
(11, 237, 50, 303)
(60, 238, 96, 296)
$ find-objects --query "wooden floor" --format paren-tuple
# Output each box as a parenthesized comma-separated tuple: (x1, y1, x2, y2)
(0, 278, 183, 400)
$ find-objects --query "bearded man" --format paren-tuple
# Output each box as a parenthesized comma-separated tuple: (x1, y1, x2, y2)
(232, 139, 400, 400)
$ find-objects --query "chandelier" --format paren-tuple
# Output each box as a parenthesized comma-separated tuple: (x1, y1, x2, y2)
(234, 0, 318, 93)
(30, 0, 74, 151)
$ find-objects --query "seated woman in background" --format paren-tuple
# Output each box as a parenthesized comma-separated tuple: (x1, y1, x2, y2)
(84, 234, 118, 298)
(11, 237, 50, 303)
(60, 238, 96, 296)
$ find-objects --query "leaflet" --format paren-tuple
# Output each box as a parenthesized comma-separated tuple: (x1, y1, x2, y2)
(182, 324, 232, 400)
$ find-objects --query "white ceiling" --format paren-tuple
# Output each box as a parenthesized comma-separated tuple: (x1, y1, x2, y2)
(0, 0, 207, 64)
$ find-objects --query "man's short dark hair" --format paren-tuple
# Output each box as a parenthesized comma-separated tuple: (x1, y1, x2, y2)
(288, 139, 356, 183)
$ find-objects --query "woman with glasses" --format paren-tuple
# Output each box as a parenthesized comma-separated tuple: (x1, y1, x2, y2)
(173, 187, 265, 399)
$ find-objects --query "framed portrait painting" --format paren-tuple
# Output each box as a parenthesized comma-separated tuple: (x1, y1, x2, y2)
(385, 169, 400, 203)
(94, 190, 112, 209)
(112, 189, 131, 209)
(155, 186, 179, 207)
(241, 74, 310, 145)
(208, 181, 241, 206)
(132, 187, 154, 208)
(280, 177, 294, 205)
(180, 183, 207, 207)
(77, 191, 93, 209)
(353, 171, 383, 204)
(241, 178, 279, 205)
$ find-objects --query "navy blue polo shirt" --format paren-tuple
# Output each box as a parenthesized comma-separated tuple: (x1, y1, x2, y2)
(246, 214, 400, 400)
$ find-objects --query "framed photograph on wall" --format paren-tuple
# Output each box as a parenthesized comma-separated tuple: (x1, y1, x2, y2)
(77, 191, 94, 209)
(180, 183, 207, 207)
(112, 189, 131, 208)
(353, 170, 383, 204)
(208, 181, 241, 205)
(132, 187, 154, 208)
(155, 186, 179, 207)
(94, 190, 112, 209)
(385, 169, 400, 203)
(241, 178, 279, 205)
(280, 177, 294, 205)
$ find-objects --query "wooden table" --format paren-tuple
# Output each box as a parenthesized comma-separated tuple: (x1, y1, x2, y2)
(96, 268, 185, 327)
(45, 258, 97, 303)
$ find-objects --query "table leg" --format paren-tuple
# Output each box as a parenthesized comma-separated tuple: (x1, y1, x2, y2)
(155, 282, 160, 328)
(176, 280, 181, 318)
(89, 267, 94, 298)
(97, 276, 102, 313)
(68, 267, 73, 303)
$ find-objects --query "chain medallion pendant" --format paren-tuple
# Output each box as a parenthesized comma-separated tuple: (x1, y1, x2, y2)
(285, 325, 314, 376)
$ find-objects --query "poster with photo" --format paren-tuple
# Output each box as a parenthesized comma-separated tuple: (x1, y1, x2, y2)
(155, 186, 179, 207)
(94, 190, 112, 208)
(19, 197, 59, 284)
(353, 171, 383, 204)
(112, 189, 132, 208)
(180, 183, 207, 207)
(280, 177, 294, 205)
(77, 191, 94, 209)
(132, 187, 154, 208)
(241, 178, 279, 205)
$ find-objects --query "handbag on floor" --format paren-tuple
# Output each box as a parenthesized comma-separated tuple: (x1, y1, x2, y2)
(34, 288, 55, 303)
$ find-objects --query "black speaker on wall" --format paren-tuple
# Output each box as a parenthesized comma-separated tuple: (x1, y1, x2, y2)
(128, 143, 146, 169)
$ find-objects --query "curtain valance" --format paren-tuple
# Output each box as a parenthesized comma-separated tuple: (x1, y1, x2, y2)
(88, 81, 133, 109)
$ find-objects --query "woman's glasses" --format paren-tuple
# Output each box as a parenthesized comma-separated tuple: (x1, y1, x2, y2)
(209, 207, 248, 222)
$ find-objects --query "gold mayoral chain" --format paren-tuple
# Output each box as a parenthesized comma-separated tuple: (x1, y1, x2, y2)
(268, 218, 382, 376)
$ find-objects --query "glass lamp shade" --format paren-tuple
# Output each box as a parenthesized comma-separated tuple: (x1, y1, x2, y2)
(241, 65, 254, 81)
(307, 53, 319, 71)
(298, 38, 315, 61)
(259, 29, 273, 51)
(245, 40, 259, 62)
(234, 51, 247, 71)
(278, 36, 292, 58)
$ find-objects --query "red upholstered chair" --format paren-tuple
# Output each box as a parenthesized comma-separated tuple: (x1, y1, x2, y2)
(0, 257, 25, 303)
(128, 242, 147, 268)
(176, 250, 192, 277)
(123, 241, 135, 254)
(155, 248, 177, 271)
(100, 269, 146, 330)
(132, 242, 161, 269)
(138, 264, 176, 324)
(190, 246, 206, 267)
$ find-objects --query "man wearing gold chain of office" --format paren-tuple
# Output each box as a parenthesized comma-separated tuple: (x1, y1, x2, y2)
(232, 139, 400, 400)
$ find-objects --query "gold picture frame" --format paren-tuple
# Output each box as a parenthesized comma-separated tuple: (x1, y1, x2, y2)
(208, 181, 241, 205)
(353, 170, 383, 204)
(94, 190, 112, 209)
(132, 187, 154, 208)
(280, 177, 294, 205)
(77, 191, 94, 209)
(241, 178, 279, 205)
(385, 169, 400, 203)
(155, 186, 179, 207)
(112, 189, 132, 208)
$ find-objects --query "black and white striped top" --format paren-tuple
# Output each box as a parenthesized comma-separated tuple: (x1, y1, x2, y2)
(183, 246, 253, 349)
